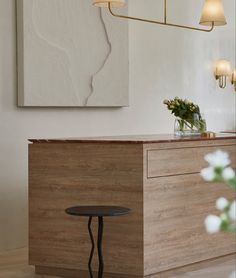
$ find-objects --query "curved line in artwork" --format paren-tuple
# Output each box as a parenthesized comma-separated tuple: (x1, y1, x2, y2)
(84, 8, 112, 106)
(31, 0, 81, 105)
(31, 1, 112, 106)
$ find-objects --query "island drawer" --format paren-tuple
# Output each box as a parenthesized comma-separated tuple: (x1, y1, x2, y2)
(147, 145, 236, 178)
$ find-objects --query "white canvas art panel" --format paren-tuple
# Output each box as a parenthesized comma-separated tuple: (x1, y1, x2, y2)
(17, 0, 129, 107)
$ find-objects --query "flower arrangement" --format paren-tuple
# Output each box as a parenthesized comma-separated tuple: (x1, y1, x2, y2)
(201, 150, 236, 233)
(201, 150, 236, 277)
(163, 97, 206, 136)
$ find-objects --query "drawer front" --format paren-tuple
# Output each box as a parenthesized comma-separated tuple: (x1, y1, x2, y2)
(147, 145, 236, 178)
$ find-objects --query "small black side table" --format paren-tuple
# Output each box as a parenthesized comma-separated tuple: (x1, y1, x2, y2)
(65, 206, 131, 278)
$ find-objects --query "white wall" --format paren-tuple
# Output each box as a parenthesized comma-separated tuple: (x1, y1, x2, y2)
(0, 0, 235, 252)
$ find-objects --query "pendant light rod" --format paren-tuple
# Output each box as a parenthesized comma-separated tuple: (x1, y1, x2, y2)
(108, 1, 215, 32)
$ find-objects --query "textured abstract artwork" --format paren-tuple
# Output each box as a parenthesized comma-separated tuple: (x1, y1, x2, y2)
(17, 0, 129, 107)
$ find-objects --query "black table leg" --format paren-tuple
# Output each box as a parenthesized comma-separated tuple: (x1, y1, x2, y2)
(66, 206, 130, 278)
(97, 216, 104, 278)
(88, 216, 94, 278)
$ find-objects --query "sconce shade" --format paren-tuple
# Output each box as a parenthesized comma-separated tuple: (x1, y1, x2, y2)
(93, 0, 126, 7)
(215, 60, 231, 76)
(199, 0, 227, 26)
(232, 69, 236, 82)
(232, 69, 236, 91)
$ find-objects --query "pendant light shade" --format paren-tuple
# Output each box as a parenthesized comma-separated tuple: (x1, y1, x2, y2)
(200, 0, 227, 26)
(93, 0, 126, 7)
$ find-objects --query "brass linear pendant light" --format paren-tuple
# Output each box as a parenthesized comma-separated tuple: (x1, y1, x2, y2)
(93, 0, 227, 32)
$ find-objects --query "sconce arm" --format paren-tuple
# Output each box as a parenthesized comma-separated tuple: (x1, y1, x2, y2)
(108, 3, 214, 32)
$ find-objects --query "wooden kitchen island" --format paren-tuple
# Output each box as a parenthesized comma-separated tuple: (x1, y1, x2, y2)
(29, 134, 236, 278)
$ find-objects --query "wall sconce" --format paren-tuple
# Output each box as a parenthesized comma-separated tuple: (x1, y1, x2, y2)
(214, 60, 231, 89)
(93, 0, 227, 33)
(231, 69, 236, 92)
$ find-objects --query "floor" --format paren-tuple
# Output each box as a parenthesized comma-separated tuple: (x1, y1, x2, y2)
(0, 248, 235, 278)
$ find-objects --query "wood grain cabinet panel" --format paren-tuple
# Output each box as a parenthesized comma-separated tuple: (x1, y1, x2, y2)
(144, 174, 235, 276)
(29, 143, 144, 276)
(147, 145, 236, 178)
(29, 135, 236, 277)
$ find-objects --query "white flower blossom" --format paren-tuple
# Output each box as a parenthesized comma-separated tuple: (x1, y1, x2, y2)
(216, 197, 229, 211)
(205, 150, 230, 168)
(229, 271, 236, 278)
(205, 215, 222, 234)
(200, 167, 215, 181)
(229, 201, 236, 221)
(222, 167, 236, 180)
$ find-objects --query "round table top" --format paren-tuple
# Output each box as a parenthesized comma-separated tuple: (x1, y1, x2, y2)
(65, 206, 131, 217)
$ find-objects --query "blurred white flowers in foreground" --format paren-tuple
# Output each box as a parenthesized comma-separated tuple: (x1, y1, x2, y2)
(201, 167, 215, 181)
(223, 167, 236, 180)
(201, 150, 236, 233)
(204, 150, 230, 168)
(216, 197, 229, 211)
(204, 215, 221, 234)
(201, 150, 236, 278)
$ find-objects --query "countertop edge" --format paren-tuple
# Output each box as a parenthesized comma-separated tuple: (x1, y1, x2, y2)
(28, 135, 236, 144)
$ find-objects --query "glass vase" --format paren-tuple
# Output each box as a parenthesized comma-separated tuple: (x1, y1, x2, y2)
(174, 114, 206, 137)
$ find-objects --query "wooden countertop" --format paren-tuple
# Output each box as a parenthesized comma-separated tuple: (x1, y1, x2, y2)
(29, 133, 236, 144)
